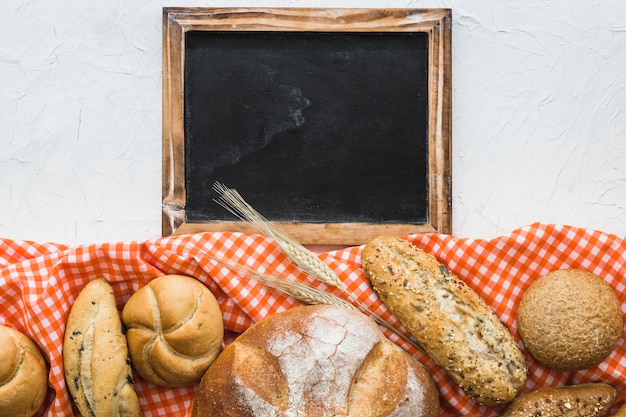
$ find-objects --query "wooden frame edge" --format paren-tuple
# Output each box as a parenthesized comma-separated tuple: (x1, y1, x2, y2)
(162, 8, 452, 245)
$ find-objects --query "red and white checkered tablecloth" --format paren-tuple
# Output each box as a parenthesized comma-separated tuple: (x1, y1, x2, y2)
(1, 222, 625, 416)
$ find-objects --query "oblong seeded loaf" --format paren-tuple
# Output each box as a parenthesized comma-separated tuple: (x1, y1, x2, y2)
(361, 235, 528, 406)
(500, 383, 617, 417)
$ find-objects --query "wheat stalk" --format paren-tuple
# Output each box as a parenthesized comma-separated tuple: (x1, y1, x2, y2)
(206, 252, 423, 352)
(207, 252, 356, 309)
(213, 182, 342, 288)
(210, 182, 423, 351)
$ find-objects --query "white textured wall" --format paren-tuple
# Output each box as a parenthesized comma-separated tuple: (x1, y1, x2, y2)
(1, 0, 625, 245)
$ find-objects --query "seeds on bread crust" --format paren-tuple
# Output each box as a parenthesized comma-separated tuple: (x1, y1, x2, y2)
(63, 278, 141, 417)
(517, 268, 622, 371)
(499, 383, 617, 417)
(361, 235, 528, 406)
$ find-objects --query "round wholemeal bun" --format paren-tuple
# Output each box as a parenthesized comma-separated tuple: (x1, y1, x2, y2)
(192, 304, 440, 417)
(0, 324, 48, 417)
(517, 269, 623, 371)
(122, 274, 224, 387)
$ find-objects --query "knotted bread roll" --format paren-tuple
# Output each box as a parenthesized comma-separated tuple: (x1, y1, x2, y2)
(0, 324, 48, 417)
(192, 304, 440, 417)
(122, 274, 224, 387)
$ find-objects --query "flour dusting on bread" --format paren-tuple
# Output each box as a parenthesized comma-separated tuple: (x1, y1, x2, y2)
(193, 305, 440, 417)
(265, 307, 380, 415)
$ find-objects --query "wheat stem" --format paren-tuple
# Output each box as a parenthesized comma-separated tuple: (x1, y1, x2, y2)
(206, 252, 356, 309)
(208, 183, 423, 352)
(213, 182, 342, 288)
(204, 251, 423, 352)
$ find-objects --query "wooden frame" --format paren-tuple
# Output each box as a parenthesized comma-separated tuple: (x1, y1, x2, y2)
(162, 7, 452, 245)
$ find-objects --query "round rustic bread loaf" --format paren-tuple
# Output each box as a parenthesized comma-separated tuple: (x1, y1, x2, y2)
(122, 274, 224, 387)
(0, 324, 48, 417)
(517, 269, 622, 371)
(192, 304, 440, 417)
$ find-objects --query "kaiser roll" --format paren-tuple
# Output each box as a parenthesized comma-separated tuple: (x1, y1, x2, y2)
(517, 268, 623, 371)
(122, 274, 224, 387)
(192, 304, 440, 417)
(0, 324, 48, 417)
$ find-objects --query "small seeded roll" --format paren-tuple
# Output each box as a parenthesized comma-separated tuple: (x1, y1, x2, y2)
(500, 383, 617, 417)
(0, 325, 48, 417)
(517, 269, 623, 371)
(122, 275, 224, 387)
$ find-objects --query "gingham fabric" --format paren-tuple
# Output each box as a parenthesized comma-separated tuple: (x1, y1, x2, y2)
(1, 222, 625, 416)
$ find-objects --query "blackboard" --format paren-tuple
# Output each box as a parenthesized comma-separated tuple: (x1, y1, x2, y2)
(162, 8, 452, 245)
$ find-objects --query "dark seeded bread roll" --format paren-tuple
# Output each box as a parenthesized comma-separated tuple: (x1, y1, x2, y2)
(500, 383, 617, 417)
(63, 278, 141, 417)
(361, 235, 528, 406)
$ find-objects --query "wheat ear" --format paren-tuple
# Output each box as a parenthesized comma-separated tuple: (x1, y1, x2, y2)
(212, 182, 342, 288)
(207, 253, 356, 310)
(206, 253, 423, 352)
(211, 183, 423, 351)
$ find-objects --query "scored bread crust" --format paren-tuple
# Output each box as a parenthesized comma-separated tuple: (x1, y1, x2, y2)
(0, 325, 48, 417)
(192, 304, 440, 417)
(121, 275, 224, 387)
(499, 383, 617, 417)
(361, 235, 528, 406)
(63, 278, 141, 417)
